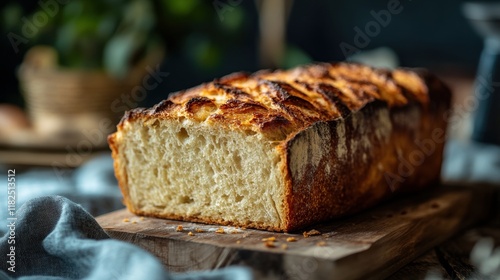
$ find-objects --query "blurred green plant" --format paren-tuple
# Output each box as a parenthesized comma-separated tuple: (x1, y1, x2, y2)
(282, 45, 312, 69)
(2, 0, 163, 78)
(155, 0, 246, 71)
(2, 0, 309, 76)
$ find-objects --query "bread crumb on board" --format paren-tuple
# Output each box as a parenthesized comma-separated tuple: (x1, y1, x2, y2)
(122, 218, 130, 223)
(303, 229, 321, 238)
(262, 237, 276, 242)
(286, 237, 297, 242)
(264, 240, 276, 248)
(215, 227, 225, 234)
(195, 228, 205, 233)
(236, 240, 241, 244)
(140, 217, 145, 221)
(316, 241, 327, 247)
(281, 244, 288, 250)
(188, 232, 194, 236)
(262, 236, 279, 248)
(176, 225, 183, 232)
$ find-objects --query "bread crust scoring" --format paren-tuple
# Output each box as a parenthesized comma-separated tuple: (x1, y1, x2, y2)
(117, 62, 446, 140)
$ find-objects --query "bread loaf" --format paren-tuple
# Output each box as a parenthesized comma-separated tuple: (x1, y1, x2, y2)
(108, 62, 451, 232)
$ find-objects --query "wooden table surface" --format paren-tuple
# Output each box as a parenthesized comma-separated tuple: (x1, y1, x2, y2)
(390, 186, 500, 279)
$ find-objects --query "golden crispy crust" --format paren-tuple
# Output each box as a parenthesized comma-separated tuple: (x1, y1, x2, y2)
(108, 62, 451, 232)
(114, 62, 441, 141)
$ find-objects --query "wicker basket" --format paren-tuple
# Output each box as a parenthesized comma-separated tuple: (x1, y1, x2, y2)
(18, 46, 160, 147)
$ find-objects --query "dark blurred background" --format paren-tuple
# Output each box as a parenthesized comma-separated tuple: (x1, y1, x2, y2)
(0, 0, 484, 108)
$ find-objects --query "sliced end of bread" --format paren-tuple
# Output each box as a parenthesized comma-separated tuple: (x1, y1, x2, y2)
(110, 117, 288, 231)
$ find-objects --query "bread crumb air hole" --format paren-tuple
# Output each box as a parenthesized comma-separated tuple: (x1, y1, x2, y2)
(177, 128, 189, 141)
(179, 196, 194, 204)
(233, 154, 242, 170)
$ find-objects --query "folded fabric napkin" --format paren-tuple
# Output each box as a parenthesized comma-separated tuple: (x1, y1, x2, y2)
(0, 196, 252, 280)
(0, 153, 124, 236)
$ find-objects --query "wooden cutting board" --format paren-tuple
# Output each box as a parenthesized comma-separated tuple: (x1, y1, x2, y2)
(96, 185, 494, 280)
